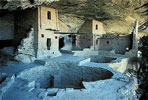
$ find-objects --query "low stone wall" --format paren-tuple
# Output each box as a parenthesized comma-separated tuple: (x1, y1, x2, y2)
(73, 49, 120, 57)
(0, 75, 15, 99)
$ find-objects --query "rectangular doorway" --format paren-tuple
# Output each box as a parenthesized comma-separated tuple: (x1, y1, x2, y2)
(47, 38, 51, 50)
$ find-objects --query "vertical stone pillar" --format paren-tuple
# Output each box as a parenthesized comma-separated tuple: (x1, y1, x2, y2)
(93, 34, 96, 50)
(132, 20, 138, 51)
(76, 35, 80, 49)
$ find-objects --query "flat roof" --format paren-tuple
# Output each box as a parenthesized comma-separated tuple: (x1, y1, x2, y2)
(54, 32, 91, 35)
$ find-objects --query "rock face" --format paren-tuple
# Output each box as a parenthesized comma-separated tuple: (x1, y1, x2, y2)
(1, 0, 148, 36)
(49, 0, 148, 36)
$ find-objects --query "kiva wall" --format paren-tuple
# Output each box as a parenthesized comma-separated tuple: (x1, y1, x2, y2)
(0, 13, 14, 40)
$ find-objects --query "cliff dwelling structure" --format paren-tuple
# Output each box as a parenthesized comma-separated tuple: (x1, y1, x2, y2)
(0, 1, 142, 100)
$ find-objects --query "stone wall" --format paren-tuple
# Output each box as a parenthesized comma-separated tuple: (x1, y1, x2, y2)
(78, 20, 106, 35)
(0, 13, 14, 40)
(76, 34, 92, 49)
(97, 38, 115, 51)
(114, 35, 132, 54)
(92, 20, 106, 34)
(14, 8, 38, 57)
(94, 34, 132, 54)
(37, 6, 61, 58)
(15, 28, 36, 63)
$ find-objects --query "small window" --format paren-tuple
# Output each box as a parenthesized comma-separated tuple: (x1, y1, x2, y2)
(96, 24, 98, 30)
(29, 0, 34, 4)
(55, 36, 58, 39)
(96, 40, 98, 45)
(107, 41, 109, 44)
(47, 11, 51, 20)
(41, 34, 44, 38)
(68, 35, 71, 38)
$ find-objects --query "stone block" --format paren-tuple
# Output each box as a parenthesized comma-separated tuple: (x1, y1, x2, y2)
(54, 75, 62, 88)
(38, 91, 48, 99)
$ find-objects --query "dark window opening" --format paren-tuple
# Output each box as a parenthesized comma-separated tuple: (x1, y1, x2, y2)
(55, 36, 58, 39)
(41, 34, 44, 38)
(59, 37, 65, 50)
(96, 39, 98, 45)
(0, 40, 13, 49)
(47, 11, 51, 20)
(47, 38, 51, 50)
(107, 41, 109, 44)
(96, 24, 98, 30)
(68, 35, 72, 38)
(29, 0, 34, 4)
(72, 35, 76, 46)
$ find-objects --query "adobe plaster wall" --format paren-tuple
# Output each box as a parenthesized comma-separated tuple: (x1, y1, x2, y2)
(92, 20, 106, 34)
(37, 6, 61, 58)
(39, 6, 59, 30)
(0, 13, 14, 40)
(96, 38, 115, 51)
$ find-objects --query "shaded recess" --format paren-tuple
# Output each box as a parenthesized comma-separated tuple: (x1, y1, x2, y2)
(90, 56, 117, 63)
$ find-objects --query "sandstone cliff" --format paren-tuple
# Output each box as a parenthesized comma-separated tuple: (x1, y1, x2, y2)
(1, 0, 148, 37)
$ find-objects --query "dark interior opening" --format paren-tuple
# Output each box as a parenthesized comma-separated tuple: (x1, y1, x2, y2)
(0, 40, 13, 49)
(59, 37, 65, 50)
(47, 38, 51, 50)
(72, 35, 76, 47)
(47, 11, 51, 20)
(96, 24, 98, 30)
(107, 41, 109, 44)
(41, 34, 44, 38)
(29, 0, 34, 4)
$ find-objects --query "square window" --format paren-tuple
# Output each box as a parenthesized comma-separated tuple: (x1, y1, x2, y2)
(55, 36, 58, 39)
(41, 34, 44, 38)
(107, 41, 109, 44)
